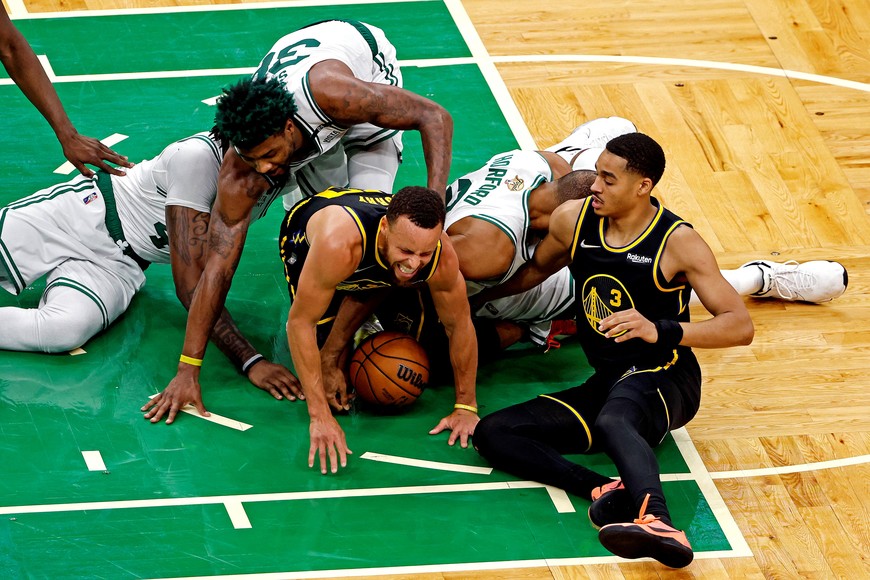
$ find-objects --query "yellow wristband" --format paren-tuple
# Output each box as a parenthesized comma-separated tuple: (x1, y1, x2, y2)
(179, 354, 203, 367)
(454, 403, 478, 414)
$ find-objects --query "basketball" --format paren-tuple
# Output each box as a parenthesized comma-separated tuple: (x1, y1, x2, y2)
(349, 331, 430, 408)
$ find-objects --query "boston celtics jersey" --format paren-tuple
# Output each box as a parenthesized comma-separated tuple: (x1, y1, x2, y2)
(280, 187, 443, 298)
(569, 196, 693, 369)
(253, 20, 403, 176)
(445, 149, 553, 294)
(112, 132, 223, 264)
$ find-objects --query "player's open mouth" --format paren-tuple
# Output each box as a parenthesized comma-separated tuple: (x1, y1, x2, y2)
(397, 264, 416, 276)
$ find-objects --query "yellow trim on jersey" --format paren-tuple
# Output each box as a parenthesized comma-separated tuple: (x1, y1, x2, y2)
(569, 198, 594, 261)
(342, 207, 367, 257)
(539, 394, 593, 452)
(652, 220, 688, 293)
(422, 240, 443, 281)
(614, 349, 679, 443)
(374, 224, 388, 270)
(414, 289, 426, 342)
(598, 199, 665, 252)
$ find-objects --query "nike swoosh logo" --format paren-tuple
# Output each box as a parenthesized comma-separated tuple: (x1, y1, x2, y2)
(579, 240, 601, 249)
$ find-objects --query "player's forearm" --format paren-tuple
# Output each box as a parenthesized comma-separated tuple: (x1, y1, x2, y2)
(0, 32, 76, 138)
(180, 267, 234, 358)
(420, 108, 453, 196)
(287, 319, 332, 418)
(210, 311, 259, 368)
(680, 311, 754, 349)
(446, 320, 479, 407)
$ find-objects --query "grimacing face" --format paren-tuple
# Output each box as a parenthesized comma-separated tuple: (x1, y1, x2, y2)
(379, 216, 443, 286)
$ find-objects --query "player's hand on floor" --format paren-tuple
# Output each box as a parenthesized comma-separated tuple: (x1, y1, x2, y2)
(309, 416, 352, 474)
(142, 371, 209, 424)
(247, 360, 304, 401)
(429, 408, 479, 448)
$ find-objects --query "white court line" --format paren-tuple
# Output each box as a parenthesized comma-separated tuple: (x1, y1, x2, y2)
(0, 480, 572, 517)
(81, 450, 106, 471)
(4, 0, 27, 18)
(671, 428, 753, 558)
(360, 451, 493, 474)
(11, 0, 432, 20)
(146, 395, 252, 431)
(443, 0, 537, 149)
(542, 485, 575, 513)
(710, 454, 870, 479)
(224, 501, 252, 529)
(54, 133, 129, 174)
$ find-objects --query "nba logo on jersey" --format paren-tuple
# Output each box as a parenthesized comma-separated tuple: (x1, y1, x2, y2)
(82, 192, 98, 205)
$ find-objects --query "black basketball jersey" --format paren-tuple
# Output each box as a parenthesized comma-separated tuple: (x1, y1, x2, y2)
(568, 196, 693, 370)
(279, 187, 443, 299)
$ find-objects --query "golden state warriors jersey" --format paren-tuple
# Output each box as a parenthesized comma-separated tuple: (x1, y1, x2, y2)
(569, 196, 693, 370)
(279, 187, 443, 299)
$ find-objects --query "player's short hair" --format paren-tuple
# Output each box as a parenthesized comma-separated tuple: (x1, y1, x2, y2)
(605, 133, 666, 186)
(214, 77, 297, 149)
(387, 187, 446, 230)
(555, 170, 597, 204)
(209, 125, 231, 156)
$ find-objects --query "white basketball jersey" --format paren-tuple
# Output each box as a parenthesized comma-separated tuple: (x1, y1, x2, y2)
(445, 149, 553, 294)
(112, 133, 223, 264)
(254, 20, 403, 175)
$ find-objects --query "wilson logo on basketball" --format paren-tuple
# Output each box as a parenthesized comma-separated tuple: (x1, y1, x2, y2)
(396, 364, 426, 388)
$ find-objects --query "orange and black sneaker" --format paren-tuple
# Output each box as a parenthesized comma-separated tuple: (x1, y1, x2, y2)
(598, 493, 694, 568)
(588, 480, 635, 529)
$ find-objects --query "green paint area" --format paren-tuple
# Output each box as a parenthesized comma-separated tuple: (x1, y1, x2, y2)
(11, 2, 468, 76)
(0, 4, 733, 577)
(0, 333, 728, 578)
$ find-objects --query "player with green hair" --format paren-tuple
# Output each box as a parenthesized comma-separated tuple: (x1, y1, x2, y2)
(146, 20, 453, 434)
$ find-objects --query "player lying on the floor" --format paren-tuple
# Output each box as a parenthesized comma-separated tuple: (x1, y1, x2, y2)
(0, 129, 302, 403)
(376, 117, 847, 369)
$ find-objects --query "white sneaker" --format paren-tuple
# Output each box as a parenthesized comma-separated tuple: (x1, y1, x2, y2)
(741, 260, 848, 303)
(545, 117, 637, 165)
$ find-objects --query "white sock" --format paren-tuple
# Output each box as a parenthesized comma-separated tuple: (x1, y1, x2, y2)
(689, 267, 763, 306)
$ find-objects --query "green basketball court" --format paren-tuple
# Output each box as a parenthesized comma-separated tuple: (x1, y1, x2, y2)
(0, 2, 745, 577)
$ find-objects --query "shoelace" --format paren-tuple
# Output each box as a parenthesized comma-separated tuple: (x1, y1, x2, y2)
(633, 493, 657, 525)
(770, 260, 816, 300)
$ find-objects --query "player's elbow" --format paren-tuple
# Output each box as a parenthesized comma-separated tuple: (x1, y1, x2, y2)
(735, 315, 755, 346)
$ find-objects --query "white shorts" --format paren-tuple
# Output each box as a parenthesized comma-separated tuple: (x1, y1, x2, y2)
(0, 175, 146, 327)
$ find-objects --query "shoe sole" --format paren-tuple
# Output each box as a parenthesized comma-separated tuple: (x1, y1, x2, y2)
(599, 525, 694, 568)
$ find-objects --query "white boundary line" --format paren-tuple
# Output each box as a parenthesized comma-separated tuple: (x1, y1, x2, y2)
(671, 427, 753, 558)
(360, 451, 493, 474)
(442, 0, 537, 149)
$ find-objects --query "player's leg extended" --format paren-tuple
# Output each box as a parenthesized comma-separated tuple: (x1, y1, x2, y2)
(0, 259, 142, 352)
(593, 350, 701, 568)
(688, 260, 848, 306)
(473, 374, 616, 498)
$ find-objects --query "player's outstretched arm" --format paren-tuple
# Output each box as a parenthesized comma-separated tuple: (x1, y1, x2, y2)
(427, 236, 479, 447)
(308, 61, 453, 196)
(164, 205, 303, 402)
(143, 159, 257, 424)
(0, 7, 131, 176)
(287, 207, 362, 473)
(476, 200, 579, 307)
